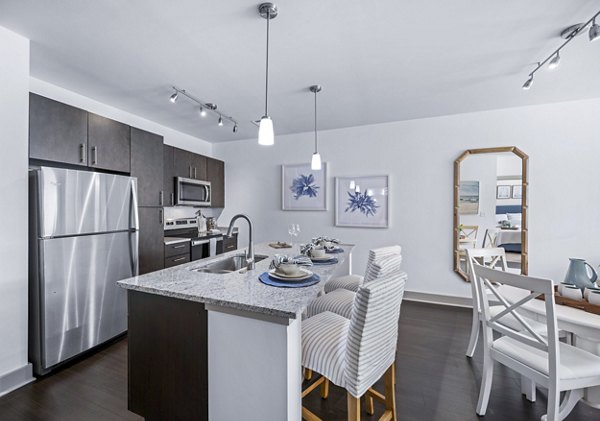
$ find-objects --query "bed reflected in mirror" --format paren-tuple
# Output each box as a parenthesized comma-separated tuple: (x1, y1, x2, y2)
(453, 147, 528, 281)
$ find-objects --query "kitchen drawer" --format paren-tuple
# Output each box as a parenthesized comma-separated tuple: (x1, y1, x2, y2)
(164, 253, 191, 268)
(165, 241, 190, 258)
(219, 235, 237, 254)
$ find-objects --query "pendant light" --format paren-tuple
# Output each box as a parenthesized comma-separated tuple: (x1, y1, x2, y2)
(309, 85, 322, 170)
(258, 3, 278, 146)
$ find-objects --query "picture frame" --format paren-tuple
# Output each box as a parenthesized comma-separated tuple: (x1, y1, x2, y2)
(335, 175, 389, 228)
(281, 163, 327, 211)
(511, 185, 522, 199)
(459, 180, 480, 215)
(496, 185, 511, 200)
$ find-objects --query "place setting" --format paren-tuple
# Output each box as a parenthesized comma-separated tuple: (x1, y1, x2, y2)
(311, 236, 344, 254)
(258, 254, 320, 288)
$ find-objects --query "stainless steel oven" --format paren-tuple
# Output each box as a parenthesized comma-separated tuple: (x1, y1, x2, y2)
(175, 177, 211, 206)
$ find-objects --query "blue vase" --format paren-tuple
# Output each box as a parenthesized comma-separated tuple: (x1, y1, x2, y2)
(564, 258, 598, 291)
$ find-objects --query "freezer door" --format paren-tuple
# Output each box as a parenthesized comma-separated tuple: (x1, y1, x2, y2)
(40, 231, 137, 369)
(38, 166, 138, 238)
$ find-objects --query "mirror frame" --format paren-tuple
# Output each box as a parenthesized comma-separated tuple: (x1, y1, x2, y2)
(453, 146, 529, 281)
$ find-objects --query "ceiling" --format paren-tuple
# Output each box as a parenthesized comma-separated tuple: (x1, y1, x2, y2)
(1, 0, 599, 143)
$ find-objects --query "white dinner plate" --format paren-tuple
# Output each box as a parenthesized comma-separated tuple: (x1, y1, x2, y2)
(269, 268, 313, 281)
(311, 255, 335, 262)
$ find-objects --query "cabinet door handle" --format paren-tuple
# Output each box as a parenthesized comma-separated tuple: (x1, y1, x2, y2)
(79, 144, 86, 163)
(170, 193, 174, 206)
(194, 167, 197, 178)
(91, 146, 98, 165)
(173, 257, 187, 262)
(173, 244, 186, 249)
(159, 191, 164, 206)
(189, 166, 192, 178)
(159, 209, 163, 225)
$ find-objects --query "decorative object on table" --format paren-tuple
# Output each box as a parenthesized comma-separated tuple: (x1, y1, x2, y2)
(268, 241, 292, 249)
(536, 285, 600, 315)
(258, 271, 320, 288)
(563, 257, 598, 291)
(584, 286, 600, 301)
(511, 185, 522, 199)
(589, 290, 600, 306)
(561, 285, 583, 301)
(311, 236, 340, 249)
(281, 163, 327, 211)
(335, 175, 389, 228)
(206, 217, 216, 232)
(496, 185, 511, 200)
(458, 180, 480, 215)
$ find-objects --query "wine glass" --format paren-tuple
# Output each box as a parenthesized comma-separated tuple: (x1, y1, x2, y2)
(288, 224, 297, 246)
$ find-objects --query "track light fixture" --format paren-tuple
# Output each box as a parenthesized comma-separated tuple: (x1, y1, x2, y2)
(548, 52, 560, 70)
(521, 9, 600, 89)
(167, 87, 239, 131)
(257, 3, 278, 146)
(309, 85, 323, 171)
(590, 18, 600, 42)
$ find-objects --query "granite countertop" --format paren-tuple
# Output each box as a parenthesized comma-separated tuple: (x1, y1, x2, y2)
(118, 243, 353, 319)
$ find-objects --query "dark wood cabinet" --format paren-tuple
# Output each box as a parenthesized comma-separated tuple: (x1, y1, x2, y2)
(174, 147, 206, 180)
(88, 113, 131, 173)
(128, 291, 208, 421)
(207, 157, 225, 207)
(29, 93, 88, 166)
(163, 145, 175, 206)
(131, 128, 164, 207)
(138, 207, 164, 275)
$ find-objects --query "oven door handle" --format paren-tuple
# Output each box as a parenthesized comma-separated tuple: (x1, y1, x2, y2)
(192, 239, 210, 246)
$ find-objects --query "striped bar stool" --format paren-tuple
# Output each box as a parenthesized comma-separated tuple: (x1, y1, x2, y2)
(302, 255, 406, 421)
(307, 246, 402, 319)
(323, 245, 401, 293)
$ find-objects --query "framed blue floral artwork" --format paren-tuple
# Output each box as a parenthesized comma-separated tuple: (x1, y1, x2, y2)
(281, 163, 327, 211)
(335, 175, 389, 228)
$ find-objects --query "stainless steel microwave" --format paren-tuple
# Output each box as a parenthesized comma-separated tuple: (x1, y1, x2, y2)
(175, 177, 211, 206)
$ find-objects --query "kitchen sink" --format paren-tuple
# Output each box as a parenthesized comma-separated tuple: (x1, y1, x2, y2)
(191, 254, 269, 274)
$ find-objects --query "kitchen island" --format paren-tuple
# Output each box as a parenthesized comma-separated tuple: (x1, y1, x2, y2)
(118, 242, 354, 421)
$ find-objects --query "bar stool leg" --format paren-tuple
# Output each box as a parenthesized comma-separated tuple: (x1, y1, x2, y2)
(347, 393, 360, 421)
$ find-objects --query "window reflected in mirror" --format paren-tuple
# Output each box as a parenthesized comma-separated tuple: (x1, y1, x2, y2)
(454, 147, 528, 281)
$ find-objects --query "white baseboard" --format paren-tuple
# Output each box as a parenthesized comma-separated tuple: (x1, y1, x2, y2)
(0, 363, 34, 398)
(404, 291, 473, 308)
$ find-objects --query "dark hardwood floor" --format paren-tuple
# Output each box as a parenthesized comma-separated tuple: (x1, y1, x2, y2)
(0, 301, 596, 420)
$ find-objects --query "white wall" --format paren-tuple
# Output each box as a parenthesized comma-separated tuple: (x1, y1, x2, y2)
(0, 26, 33, 393)
(30, 78, 213, 156)
(214, 97, 600, 299)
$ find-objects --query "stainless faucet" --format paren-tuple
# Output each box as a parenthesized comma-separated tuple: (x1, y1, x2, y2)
(226, 214, 255, 270)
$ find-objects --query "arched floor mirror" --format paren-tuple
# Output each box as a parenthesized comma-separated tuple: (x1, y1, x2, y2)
(453, 147, 529, 281)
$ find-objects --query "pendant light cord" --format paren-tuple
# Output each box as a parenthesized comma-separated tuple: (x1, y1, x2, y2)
(314, 90, 318, 153)
(264, 9, 270, 117)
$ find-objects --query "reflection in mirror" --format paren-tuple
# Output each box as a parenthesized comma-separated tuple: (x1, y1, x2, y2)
(454, 147, 528, 281)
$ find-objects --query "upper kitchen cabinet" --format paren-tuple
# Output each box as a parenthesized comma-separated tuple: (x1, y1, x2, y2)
(29, 93, 88, 166)
(131, 128, 164, 207)
(88, 113, 131, 173)
(207, 157, 225, 208)
(174, 147, 207, 180)
(163, 145, 175, 206)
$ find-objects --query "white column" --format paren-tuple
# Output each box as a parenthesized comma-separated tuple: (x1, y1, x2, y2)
(208, 306, 302, 421)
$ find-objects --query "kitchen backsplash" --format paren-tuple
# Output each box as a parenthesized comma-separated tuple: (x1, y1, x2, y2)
(164, 206, 223, 223)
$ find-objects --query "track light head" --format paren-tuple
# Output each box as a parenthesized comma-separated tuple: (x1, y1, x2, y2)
(548, 52, 561, 70)
(233, 125, 238, 133)
(590, 19, 600, 42)
(522, 75, 534, 90)
(199, 107, 207, 117)
(169, 92, 178, 103)
(218, 116, 224, 127)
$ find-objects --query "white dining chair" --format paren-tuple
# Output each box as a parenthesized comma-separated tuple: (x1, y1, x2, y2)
(482, 228, 500, 248)
(472, 263, 600, 421)
(322, 245, 401, 294)
(308, 245, 402, 319)
(301, 255, 406, 421)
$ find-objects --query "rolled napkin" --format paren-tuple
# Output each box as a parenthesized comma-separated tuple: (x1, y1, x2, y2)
(311, 236, 341, 250)
(300, 243, 316, 256)
(269, 254, 313, 270)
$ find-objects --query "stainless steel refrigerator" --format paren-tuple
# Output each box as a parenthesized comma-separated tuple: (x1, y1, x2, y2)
(29, 166, 139, 375)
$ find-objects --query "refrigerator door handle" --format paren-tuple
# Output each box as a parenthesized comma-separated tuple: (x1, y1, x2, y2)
(130, 179, 139, 230)
(130, 231, 139, 276)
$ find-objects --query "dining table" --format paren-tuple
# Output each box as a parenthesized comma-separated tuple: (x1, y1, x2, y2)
(498, 284, 600, 417)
